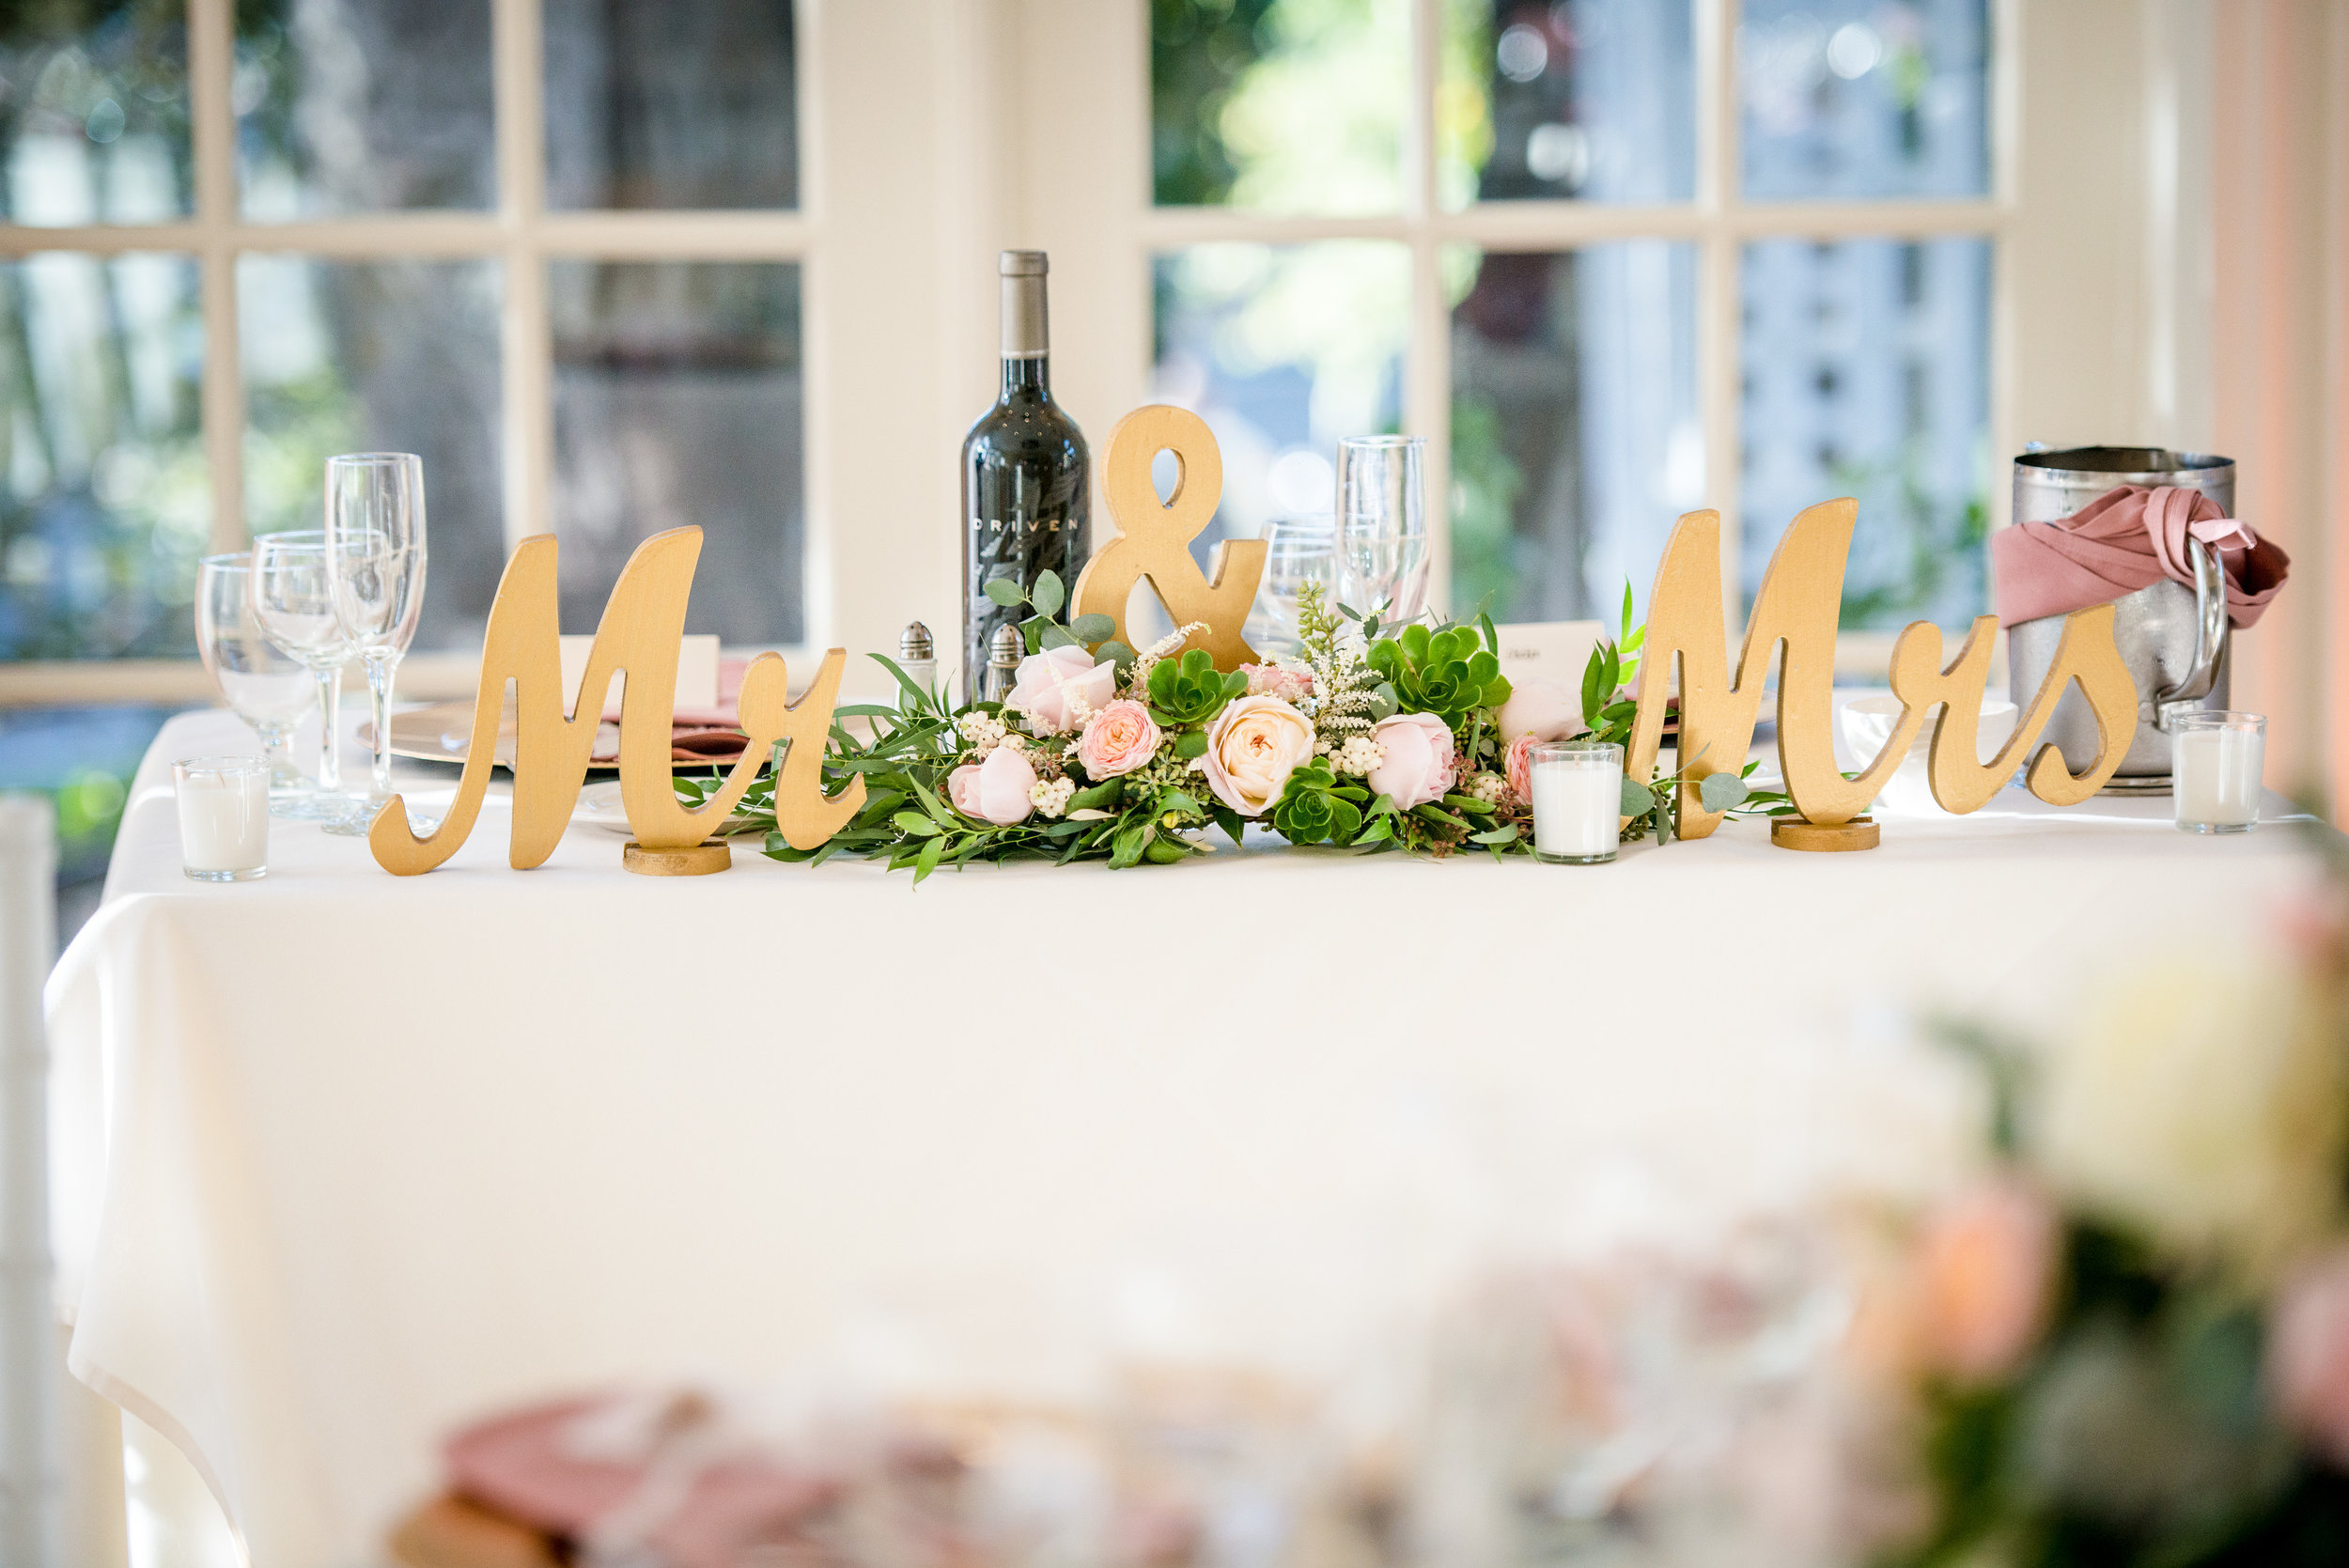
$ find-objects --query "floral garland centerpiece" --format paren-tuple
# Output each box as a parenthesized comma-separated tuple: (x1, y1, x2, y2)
(683, 572, 1783, 879)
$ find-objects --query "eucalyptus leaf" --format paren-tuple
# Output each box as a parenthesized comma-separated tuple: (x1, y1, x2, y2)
(1032, 570, 1066, 617)
(1699, 771, 1750, 813)
(1620, 777, 1657, 815)
(1367, 684, 1400, 722)
(1039, 623, 1081, 651)
(1069, 613, 1116, 643)
(984, 576, 1026, 609)
(1097, 639, 1137, 675)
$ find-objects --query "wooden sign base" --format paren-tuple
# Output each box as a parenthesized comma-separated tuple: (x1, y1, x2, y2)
(622, 840, 732, 877)
(1769, 815, 1880, 853)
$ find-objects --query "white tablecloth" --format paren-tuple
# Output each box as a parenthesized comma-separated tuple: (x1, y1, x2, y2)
(47, 708, 2327, 1566)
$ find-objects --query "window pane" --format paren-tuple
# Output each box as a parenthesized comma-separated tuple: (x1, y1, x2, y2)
(239, 256, 504, 652)
(1151, 241, 1408, 560)
(1440, 0, 1695, 208)
(1450, 243, 1700, 623)
(0, 255, 206, 660)
(544, 0, 798, 211)
(550, 261, 803, 646)
(1151, 0, 1408, 215)
(1739, 0, 1990, 200)
(0, 1, 190, 225)
(1739, 237, 1990, 629)
(235, 0, 495, 218)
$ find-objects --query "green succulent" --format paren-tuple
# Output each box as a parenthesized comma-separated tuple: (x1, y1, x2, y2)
(1146, 648, 1248, 727)
(1270, 761, 1363, 846)
(1366, 624, 1511, 731)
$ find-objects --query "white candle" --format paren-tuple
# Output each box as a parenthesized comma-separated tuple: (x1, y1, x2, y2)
(175, 759, 269, 880)
(2172, 722, 2263, 831)
(1531, 750, 1622, 862)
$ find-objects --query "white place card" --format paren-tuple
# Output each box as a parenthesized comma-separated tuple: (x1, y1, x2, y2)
(1492, 620, 1604, 692)
(560, 633, 721, 714)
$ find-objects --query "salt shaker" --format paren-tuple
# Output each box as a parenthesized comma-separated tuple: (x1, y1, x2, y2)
(986, 624, 1023, 704)
(897, 621, 937, 706)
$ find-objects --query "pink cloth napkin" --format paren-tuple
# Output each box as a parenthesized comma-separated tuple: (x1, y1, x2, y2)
(585, 657, 752, 762)
(444, 1391, 964, 1568)
(1991, 483, 2290, 629)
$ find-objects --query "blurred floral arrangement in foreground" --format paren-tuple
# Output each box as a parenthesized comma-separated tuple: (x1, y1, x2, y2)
(1873, 828, 2349, 1567)
(397, 834, 2349, 1568)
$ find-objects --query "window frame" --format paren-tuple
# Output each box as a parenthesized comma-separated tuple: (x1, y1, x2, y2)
(0, 0, 825, 705)
(1113, 0, 2021, 668)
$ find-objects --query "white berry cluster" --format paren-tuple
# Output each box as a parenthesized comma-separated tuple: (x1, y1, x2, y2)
(1332, 735, 1386, 776)
(1030, 776, 1077, 817)
(957, 712, 1009, 754)
(1468, 770, 1509, 804)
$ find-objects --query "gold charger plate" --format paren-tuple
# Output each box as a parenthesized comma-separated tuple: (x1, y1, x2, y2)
(366, 700, 742, 773)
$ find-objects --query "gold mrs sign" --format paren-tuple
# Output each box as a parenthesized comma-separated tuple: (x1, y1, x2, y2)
(1627, 500, 2139, 837)
(367, 526, 863, 875)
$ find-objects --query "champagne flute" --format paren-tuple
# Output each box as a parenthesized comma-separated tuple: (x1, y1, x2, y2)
(194, 552, 318, 815)
(321, 453, 427, 814)
(1336, 435, 1429, 627)
(249, 531, 366, 832)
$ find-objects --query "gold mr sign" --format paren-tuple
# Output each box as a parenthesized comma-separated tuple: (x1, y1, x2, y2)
(1629, 499, 2138, 847)
(366, 527, 862, 876)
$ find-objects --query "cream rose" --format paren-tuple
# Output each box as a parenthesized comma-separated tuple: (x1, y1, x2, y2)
(1201, 695, 1314, 816)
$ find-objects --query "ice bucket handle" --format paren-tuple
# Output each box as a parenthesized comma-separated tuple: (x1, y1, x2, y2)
(2148, 536, 2226, 726)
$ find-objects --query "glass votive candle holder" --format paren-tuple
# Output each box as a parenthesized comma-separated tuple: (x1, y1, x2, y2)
(1530, 739, 1623, 864)
(2170, 711, 2265, 833)
(174, 755, 270, 881)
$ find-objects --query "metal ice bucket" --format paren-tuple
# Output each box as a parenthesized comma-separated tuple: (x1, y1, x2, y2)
(2006, 446, 2234, 792)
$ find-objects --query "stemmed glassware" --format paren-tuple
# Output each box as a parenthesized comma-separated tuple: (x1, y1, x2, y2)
(194, 552, 317, 815)
(1336, 434, 1429, 625)
(321, 453, 428, 815)
(1246, 514, 1338, 659)
(248, 531, 367, 833)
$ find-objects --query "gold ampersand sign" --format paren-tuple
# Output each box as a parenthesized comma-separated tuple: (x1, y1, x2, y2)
(367, 525, 863, 876)
(1072, 404, 1267, 672)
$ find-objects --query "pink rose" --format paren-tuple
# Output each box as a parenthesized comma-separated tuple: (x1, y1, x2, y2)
(946, 745, 1036, 825)
(1240, 663, 1314, 703)
(2270, 1246, 2349, 1464)
(1912, 1177, 2058, 1384)
(1004, 645, 1116, 735)
(1077, 699, 1160, 778)
(1496, 677, 1583, 745)
(1505, 733, 1538, 804)
(1202, 695, 1315, 816)
(1365, 711, 1457, 809)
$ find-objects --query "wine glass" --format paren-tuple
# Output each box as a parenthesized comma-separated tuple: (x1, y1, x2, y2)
(1336, 435, 1429, 627)
(321, 453, 427, 814)
(249, 531, 366, 833)
(194, 552, 317, 815)
(1245, 514, 1337, 659)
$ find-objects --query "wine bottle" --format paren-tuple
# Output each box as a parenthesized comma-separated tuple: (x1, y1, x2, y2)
(961, 251, 1089, 703)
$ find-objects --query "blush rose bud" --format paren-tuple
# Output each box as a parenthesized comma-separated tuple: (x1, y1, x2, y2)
(948, 745, 1038, 825)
